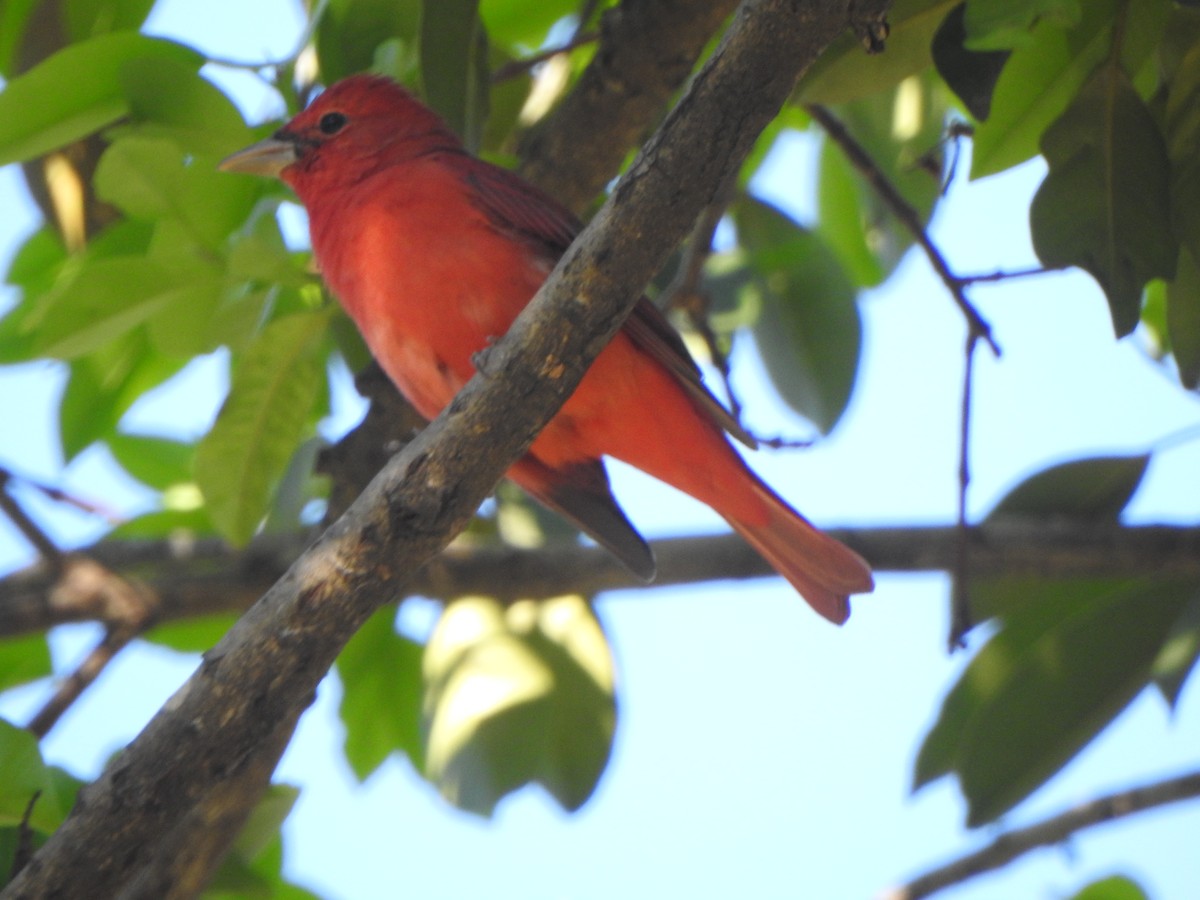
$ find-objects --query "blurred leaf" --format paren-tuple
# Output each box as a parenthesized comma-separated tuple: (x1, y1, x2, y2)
(0, 0, 40, 78)
(106, 506, 214, 540)
(59, 336, 184, 460)
(961, 0, 1082, 51)
(796, 0, 957, 104)
(814, 75, 946, 284)
(1152, 592, 1200, 708)
(986, 454, 1149, 522)
(31, 257, 193, 360)
(117, 57, 249, 156)
(480, 0, 578, 48)
(105, 432, 194, 490)
(206, 784, 319, 900)
(1167, 249, 1200, 388)
(336, 608, 425, 780)
(1030, 69, 1176, 337)
(0, 634, 52, 693)
(0, 719, 81, 833)
(0, 33, 201, 165)
(95, 136, 260, 250)
(423, 594, 616, 816)
(420, 0, 487, 151)
(63, 0, 158, 40)
(931, 3, 1010, 120)
(736, 197, 861, 433)
(972, 0, 1169, 178)
(194, 309, 331, 545)
(1067, 874, 1150, 900)
(316, 0, 421, 84)
(916, 578, 1194, 826)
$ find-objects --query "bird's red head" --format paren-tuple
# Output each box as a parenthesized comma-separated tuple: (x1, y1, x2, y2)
(220, 75, 463, 197)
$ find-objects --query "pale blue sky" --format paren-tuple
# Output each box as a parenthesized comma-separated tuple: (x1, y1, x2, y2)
(1, 2, 1199, 898)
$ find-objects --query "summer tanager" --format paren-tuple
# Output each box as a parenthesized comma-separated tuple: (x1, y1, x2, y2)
(220, 75, 872, 623)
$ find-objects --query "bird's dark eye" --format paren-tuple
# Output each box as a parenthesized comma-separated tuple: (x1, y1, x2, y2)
(318, 112, 347, 135)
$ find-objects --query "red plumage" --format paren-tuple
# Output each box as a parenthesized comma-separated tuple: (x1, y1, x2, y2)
(221, 75, 873, 623)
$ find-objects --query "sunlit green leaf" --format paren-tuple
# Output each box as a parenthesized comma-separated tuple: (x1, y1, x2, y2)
(986, 454, 1150, 522)
(1152, 592, 1200, 709)
(0, 719, 81, 834)
(796, 0, 958, 104)
(336, 608, 424, 780)
(194, 309, 331, 545)
(423, 594, 616, 816)
(145, 613, 239, 654)
(0, 634, 52, 693)
(117, 57, 249, 156)
(480, 0, 579, 48)
(972, 0, 1170, 178)
(0, 33, 201, 165)
(961, 0, 1082, 51)
(63, 0, 158, 41)
(106, 432, 194, 490)
(1030, 69, 1176, 336)
(1066, 874, 1149, 900)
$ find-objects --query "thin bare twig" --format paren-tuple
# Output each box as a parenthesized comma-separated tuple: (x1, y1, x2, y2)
(0, 468, 63, 570)
(8, 790, 41, 882)
(491, 31, 599, 83)
(805, 103, 1001, 357)
(949, 332, 979, 649)
(880, 769, 1200, 900)
(25, 557, 160, 738)
(959, 266, 1050, 285)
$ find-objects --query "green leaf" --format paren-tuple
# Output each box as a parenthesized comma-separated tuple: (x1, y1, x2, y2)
(194, 309, 331, 545)
(1030, 68, 1176, 336)
(117, 57, 249, 156)
(480, 0, 577, 48)
(961, 0, 1082, 51)
(95, 136, 260, 250)
(1166, 41, 1200, 304)
(0, 720, 81, 833)
(0, 33, 201, 165)
(336, 608, 425, 780)
(0, 634, 52, 693)
(931, 3, 1011, 120)
(63, 0, 158, 41)
(972, 0, 1170, 178)
(736, 197, 861, 433)
(814, 74, 946, 284)
(59, 336, 184, 460)
(316, 0, 421, 84)
(32, 257, 195, 360)
(105, 432, 194, 490)
(0, 0, 41, 78)
(1152, 592, 1200, 709)
(795, 0, 958, 104)
(1167, 249, 1200, 388)
(916, 579, 1195, 825)
(420, 0, 487, 151)
(1066, 874, 1150, 900)
(423, 594, 616, 816)
(986, 454, 1149, 522)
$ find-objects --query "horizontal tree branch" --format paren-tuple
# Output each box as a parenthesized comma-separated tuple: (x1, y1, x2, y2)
(2, 524, 1198, 639)
(2, 2, 865, 896)
(879, 768, 1200, 900)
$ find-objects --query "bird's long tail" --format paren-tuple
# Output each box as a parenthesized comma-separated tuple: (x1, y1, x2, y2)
(725, 479, 873, 625)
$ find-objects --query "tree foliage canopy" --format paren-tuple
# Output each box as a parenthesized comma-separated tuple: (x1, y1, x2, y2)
(0, 0, 1197, 897)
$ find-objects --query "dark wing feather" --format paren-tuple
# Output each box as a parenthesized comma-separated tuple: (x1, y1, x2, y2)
(450, 153, 754, 447)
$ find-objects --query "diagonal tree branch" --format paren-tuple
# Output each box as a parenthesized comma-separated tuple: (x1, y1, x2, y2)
(1, 3, 877, 896)
(879, 769, 1200, 900)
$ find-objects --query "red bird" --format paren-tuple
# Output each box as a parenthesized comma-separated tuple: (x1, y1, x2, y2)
(221, 75, 872, 623)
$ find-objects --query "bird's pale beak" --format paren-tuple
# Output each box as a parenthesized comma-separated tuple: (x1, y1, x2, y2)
(218, 136, 298, 177)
